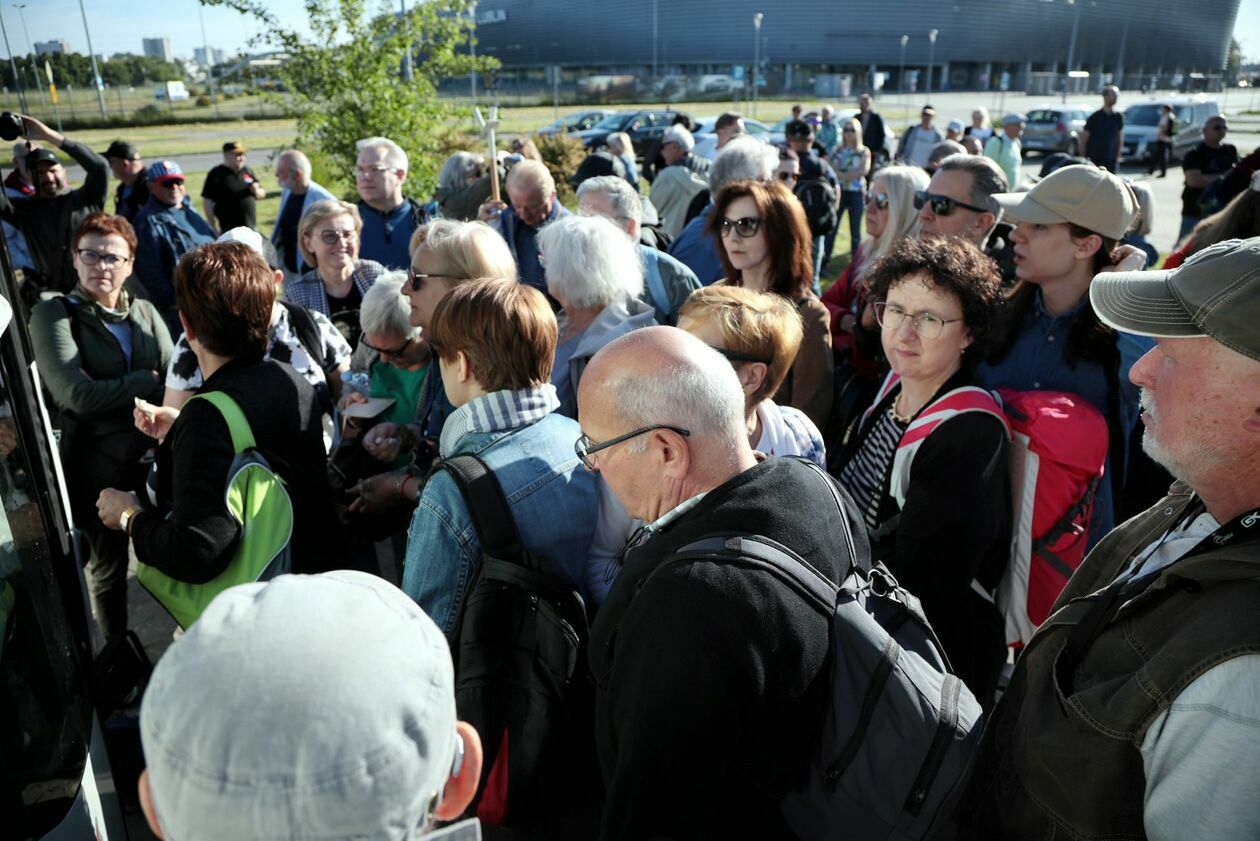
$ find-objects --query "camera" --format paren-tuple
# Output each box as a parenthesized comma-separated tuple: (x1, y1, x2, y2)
(0, 112, 25, 143)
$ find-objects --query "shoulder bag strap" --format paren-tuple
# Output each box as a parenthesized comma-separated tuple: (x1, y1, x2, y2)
(189, 391, 255, 454)
(432, 453, 524, 556)
(673, 533, 838, 616)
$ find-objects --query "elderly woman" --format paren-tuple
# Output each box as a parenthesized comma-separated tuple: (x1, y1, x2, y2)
(30, 212, 172, 640)
(607, 131, 639, 192)
(284, 199, 387, 349)
(434, 151, 492, 221)
(709, 179, 833, 429)
(403, 278, 596, 637)
(352, 219, 517, 511)
(537, 214, 657, 419)
(836, 236, 1010, 705)
(96, 243, 346, 623)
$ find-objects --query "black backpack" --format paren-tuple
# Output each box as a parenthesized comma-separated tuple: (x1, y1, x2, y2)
(795, 174, 838, 237)
(435, 454, 596, 826)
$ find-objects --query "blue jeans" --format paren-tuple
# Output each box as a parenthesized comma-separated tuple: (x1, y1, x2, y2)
(836, 191, 864, 253)
(810, 235, 825, 295)
(1179, 215, 1200, 243)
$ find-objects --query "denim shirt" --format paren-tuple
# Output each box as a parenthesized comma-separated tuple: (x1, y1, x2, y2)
(402, 384, 597, 638)
(975, 289, 1153, 544)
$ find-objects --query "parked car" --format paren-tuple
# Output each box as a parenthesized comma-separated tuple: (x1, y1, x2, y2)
(1021, 106, 1090, 155)
(536, 109, 619, 137)
(1122, 98, 1221, 163)
(575, 109, 679, 158)
(692, 116, 783, 160)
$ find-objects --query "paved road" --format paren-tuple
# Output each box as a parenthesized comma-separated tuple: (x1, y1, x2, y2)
(62, 147, 282, 184)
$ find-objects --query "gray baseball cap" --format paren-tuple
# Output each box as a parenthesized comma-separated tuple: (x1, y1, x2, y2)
(140, 571, 459, 840)
(1089, 238, 1260, 362)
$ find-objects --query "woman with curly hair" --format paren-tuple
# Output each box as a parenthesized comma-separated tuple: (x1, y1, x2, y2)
(836, 235, 1010, 705)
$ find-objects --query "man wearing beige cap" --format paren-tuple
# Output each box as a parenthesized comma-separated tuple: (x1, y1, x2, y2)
(955, 238, 1260, 839)
(201, 140, 266, 234)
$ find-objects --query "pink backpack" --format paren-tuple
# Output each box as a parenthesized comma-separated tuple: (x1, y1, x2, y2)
(866, 373, 1109, 646)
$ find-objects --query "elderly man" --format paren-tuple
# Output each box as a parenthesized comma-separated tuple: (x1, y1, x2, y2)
(0, 114, 108, 299)
(137, 571, 483, 840)
(669, 136, 778, 285)
(201, 141, 266, 234)
(917, 153, 1015, 281)
(103, 140, 149, 222)
(983, 112, 1026, 191)
(649, 125, 710, 238)
(577, 175, 700, 325)
(579, 326, 855, 840)
(271, 149, 335, 276)
(132, 160, 216, 326)
(955, 238, 1260, 840)
(478, 159, 569, 295)
(355, 136, 429, 269)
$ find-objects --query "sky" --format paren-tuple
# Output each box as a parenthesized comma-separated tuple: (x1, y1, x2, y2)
(3, 0, 1260, 63)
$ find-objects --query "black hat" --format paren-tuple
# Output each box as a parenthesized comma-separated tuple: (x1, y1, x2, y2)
(103, 140, 140, 160)
(785, 118, 813, 138)
(27, 148, 59, 169)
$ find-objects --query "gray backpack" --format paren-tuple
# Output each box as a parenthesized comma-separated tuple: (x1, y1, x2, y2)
(671, 462, 981, 840)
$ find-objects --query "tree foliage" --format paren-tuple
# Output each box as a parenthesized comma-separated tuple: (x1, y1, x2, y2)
(1, 52, 183, 92)
(205, 0, 498, 197)
(1226, 38, 1242, 83)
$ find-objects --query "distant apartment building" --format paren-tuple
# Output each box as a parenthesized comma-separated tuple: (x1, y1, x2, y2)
(35, 40, 70, 56)
(194, 47, 226, 67)
(142, 37, 174, 64)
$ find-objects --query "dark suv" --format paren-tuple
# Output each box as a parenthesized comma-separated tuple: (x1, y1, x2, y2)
(575, 110, 679, 158)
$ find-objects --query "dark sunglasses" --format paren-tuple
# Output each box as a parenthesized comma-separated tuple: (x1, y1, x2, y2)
(777, 171, 801, 183)
(913, 190, 988, 216)
(407, 267, 449, 292)
(865, 191, 890, 210)
(361, 335, 414, 357)
(718, 216, 763, 238)
(711, 345, 772, 364)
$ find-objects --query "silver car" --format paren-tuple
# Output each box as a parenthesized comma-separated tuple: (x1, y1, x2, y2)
(1021, 107, 1090, 155)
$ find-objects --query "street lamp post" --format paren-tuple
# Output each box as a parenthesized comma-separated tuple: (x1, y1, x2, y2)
(0, 9, 28, 113)
(13, 5, 46, 107)
(1062, 0, 1082, 103)
(651, 0, 658, 81)
(470, 3, 478, 107)
(77, 0, 108, 118)
(926, 29, 938, 99)
(400, 0, 414, 82)
(752, 13, 763, 118)
(197, 2, 221, 117)
(899, 35, 908, 106)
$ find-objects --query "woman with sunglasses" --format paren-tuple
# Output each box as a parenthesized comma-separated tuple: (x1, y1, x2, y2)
(836, 236, 1010, 705)
(30, 213, 173, 641)
(708, 179, 833, 429)
(976, 164, 1147, 543)
(829, 117, 871, 256)
(285, 199, 387, 350)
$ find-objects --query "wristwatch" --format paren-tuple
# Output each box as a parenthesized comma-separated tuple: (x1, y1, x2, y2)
(119, 506, 142, 535)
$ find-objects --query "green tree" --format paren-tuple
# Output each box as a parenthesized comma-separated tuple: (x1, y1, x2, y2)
(1226, 37, 1242, 84)
(206, 0, 497, 196)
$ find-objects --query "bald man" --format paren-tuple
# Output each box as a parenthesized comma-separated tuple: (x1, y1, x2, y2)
(272, 149, 335, 275)
(478, 159, 569, 295)
(578, 326, 858, 840)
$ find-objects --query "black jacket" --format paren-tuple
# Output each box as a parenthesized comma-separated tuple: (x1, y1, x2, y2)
(114, 176, 150, 223)
(132, 356, 346, 582)
(590, 457, 853, 840)
(0, 139, 108, 293)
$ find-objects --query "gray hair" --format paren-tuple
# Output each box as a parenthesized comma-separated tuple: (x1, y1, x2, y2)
(577, 176, 642, 226)
(612, 341, 747, 454)
(505, 159, 556, 197)
(359, 271, 418, 339)
(355, 136, 408, 173)
(711, 136, 778, 193)
(537, 214, 643, 310)
(277, 149, 312, 179)
(662, 124, 695, 152)
(438, 151, 482, 193)
(936, 154, 1008, 214)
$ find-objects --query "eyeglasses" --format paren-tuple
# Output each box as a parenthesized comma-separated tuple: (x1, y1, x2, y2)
(711, 345, 772, 364)
(913, 190, 989, 216)
(865, 190, 890, 210)
(718, 216, 763, 238)
(318, 229, 358, 245)
(76, 249, 130, 268)
(573, 425, 691, 470)
(776, 171, 801, 183)
(361, 335, 414, 358)
(842, 127, 857, 133)
(354, 165, 393, 179)
(874, 301, 963, 340)
(407, 267, 450, 292)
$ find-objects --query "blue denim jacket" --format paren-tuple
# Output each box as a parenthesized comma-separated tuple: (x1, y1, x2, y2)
(975, 289, 1153, 545)
(402, 386, 597, 638)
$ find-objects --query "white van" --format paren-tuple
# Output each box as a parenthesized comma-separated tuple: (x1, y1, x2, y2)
(1121, 98, 1220, 163)
(154, 81, 190, 101)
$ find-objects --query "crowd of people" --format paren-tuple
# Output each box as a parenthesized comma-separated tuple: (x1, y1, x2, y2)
(1, 92, 1259, 839)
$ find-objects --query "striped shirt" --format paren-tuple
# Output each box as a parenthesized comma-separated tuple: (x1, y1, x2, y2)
(438, 384, 563, 457)
(839, 407, 906, 533)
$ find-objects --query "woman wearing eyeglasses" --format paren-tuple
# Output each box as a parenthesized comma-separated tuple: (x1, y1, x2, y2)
(708, 179, 833, 430)
(30, 213, 173, 641)
(284, 199, 387, 350)
(836, 236, 1011, 706)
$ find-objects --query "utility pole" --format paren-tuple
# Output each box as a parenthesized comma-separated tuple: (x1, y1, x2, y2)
(198, 1, 221, 117)
(926, 29, 938, 100)
(0, 9, 28, 113)
(899, 35, 908, 107)
(13, 5, 45, 107)
(77, 0, 108, 117)
(752, 13, 762, 118)
(1063, 0, 1082, 103)
(400, 0, 414, 82)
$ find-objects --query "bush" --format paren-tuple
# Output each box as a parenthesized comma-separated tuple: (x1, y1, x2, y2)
(131, 104, 166, 123)
(533, 132, 587, 202)
(195, 95, 213, 107)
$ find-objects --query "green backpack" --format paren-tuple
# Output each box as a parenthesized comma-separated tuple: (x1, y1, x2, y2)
(136, 391, 294, 629)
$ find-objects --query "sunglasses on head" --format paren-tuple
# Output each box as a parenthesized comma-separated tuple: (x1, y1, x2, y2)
(718, 216, 763, 238)
(913, 190, 988, 216)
